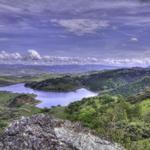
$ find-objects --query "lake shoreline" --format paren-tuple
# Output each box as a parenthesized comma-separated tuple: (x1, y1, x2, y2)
(0, 83, 98, 108)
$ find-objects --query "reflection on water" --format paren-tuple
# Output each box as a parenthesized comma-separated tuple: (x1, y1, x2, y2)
(0, 83, 97, 108)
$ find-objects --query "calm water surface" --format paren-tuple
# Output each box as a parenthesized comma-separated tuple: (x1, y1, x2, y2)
(0, 83, 97, 108)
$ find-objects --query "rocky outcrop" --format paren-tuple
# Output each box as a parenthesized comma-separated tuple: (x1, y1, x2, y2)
(0, 114, 124, 150)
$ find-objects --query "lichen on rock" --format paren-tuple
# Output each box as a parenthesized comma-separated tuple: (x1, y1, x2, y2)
(0, 114, 124, 150)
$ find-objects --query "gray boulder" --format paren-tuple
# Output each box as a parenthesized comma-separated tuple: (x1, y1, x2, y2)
(0, 114, 125, 150)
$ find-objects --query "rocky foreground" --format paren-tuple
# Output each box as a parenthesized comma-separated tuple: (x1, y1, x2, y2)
(0, 114, 124, 150)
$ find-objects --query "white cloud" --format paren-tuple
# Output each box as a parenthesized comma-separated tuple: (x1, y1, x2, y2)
(27, 49, 42, 60)
(0, 51, 22, 61)
(130, 37, 138, 42)
(103, 58, 150, 67)
(0, 3, 21, 12)
(10, 52, 22, 60)
(0, 50, 100, 65)
(51, 19, 109, 35)
(1, 50, 150, 67)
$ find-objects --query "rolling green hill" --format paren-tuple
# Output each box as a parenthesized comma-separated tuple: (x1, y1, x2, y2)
(25, 75, 82, 92)
(26, 67, 150, 96)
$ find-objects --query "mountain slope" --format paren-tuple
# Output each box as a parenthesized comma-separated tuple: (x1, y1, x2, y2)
(61, 94, 150, 150)
(26, 67, 150, 94)
(109, 76, 150, 96)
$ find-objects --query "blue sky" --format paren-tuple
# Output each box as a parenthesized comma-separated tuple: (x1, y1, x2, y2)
(0, 0, 150, 66)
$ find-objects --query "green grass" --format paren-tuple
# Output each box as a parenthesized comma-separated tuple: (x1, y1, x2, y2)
(48, 106, 66, 119)
(130, 139, 150, 150)
(0, 92, 19, 107)
(139, 99, 150, 115)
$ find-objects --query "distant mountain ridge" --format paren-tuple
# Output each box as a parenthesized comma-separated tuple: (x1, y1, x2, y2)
(0, 64, 118, 76)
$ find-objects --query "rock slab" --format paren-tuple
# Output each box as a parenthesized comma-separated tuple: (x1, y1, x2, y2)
(0, 114, 124, 150)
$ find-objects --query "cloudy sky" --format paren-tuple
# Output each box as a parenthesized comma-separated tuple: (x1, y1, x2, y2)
(0, 0, 150, 66)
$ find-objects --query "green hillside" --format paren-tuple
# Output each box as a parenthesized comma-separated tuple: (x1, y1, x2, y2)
(53, 94, 150, 150)
(110, 76, 150, 96)
(0, 92, 41, 133)
(26, 67, 150, 95)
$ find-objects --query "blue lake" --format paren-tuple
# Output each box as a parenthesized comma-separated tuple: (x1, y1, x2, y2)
(0, 83, 98, 108)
